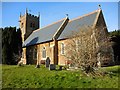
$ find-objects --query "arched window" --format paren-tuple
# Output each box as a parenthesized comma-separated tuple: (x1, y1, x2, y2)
(61, 43, 65, 55)
(42, 47, 46, 58)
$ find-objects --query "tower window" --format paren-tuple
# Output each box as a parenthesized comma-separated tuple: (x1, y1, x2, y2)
(30, 23, 35, 28)
(21, 23, 23, 28)
(33, 23, 35, 28)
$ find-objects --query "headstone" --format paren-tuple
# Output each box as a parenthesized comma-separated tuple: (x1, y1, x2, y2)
(45, 57, 50, 67)
(35, 64, 40, 68)
(59, 66, 63, 70)
(49, 64, 56, 70)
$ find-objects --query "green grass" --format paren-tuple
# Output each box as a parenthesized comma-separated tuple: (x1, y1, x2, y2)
(2, 65, 120, 88)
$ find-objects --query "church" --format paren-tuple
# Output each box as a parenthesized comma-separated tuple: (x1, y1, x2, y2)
(20, 8, 113, 66)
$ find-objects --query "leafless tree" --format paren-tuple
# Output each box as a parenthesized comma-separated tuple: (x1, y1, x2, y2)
(65, 26, 114, 74)
(13, 52, 23, 66)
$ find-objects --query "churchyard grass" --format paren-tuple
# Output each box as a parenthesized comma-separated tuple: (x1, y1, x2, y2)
(2, 65, 119, 88)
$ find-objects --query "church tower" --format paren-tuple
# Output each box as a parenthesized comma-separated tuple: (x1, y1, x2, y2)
(19, 8, 39, 42)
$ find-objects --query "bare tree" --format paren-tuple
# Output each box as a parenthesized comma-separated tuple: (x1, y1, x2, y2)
(65, 26, 114, 74)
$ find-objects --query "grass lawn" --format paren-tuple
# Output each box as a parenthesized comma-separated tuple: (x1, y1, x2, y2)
(2, 65, 120, 88)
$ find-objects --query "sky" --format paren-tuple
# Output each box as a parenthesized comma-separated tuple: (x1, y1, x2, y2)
(1, 2, 119, 32)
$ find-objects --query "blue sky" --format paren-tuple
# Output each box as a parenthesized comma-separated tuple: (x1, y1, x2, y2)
(1, 2, 118, 31)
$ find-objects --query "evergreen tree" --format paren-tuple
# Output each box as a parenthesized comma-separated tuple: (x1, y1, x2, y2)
(16, 28, 22, 55)
(109, 29, 120, 65)
(0, 28, 2, 64)
(2, 27, 22, 65)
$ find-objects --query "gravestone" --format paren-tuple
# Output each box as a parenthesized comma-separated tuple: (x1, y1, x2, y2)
(49, 64, 56, 70)
(59, 66, 63, 70)
(35, 64, 40, 68)
(45, 57, 50, 68)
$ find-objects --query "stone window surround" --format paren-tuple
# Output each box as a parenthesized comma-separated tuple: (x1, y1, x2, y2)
(33, 48, 37, 60)
(42, 47, 46, 60)
(61, 42, 65, 55)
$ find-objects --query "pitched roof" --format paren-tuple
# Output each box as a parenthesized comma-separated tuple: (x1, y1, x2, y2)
(58, 9, 100, 40)
(23, 9, 101, 47)
(23, 18, 67, 47)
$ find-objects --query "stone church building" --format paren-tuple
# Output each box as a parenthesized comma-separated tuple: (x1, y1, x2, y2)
(20, 8, 114, 66)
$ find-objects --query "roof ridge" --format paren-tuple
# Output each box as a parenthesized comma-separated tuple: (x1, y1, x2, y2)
(33, 18, 66, 32)
(69, 9, 100, 22)
(53, 17, 69, 40)
(32, 9, 100, 32)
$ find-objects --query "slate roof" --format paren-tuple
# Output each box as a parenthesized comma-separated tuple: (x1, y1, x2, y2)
(58, 10, 99, 40)
(23, 18, 66, 47)
(23, 9, 100, 47)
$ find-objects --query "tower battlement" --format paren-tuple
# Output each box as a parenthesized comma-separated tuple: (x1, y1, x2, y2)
(20, 13, 39, 19)
(28, 13, 39, 18)
(19, 9, 40, 43)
